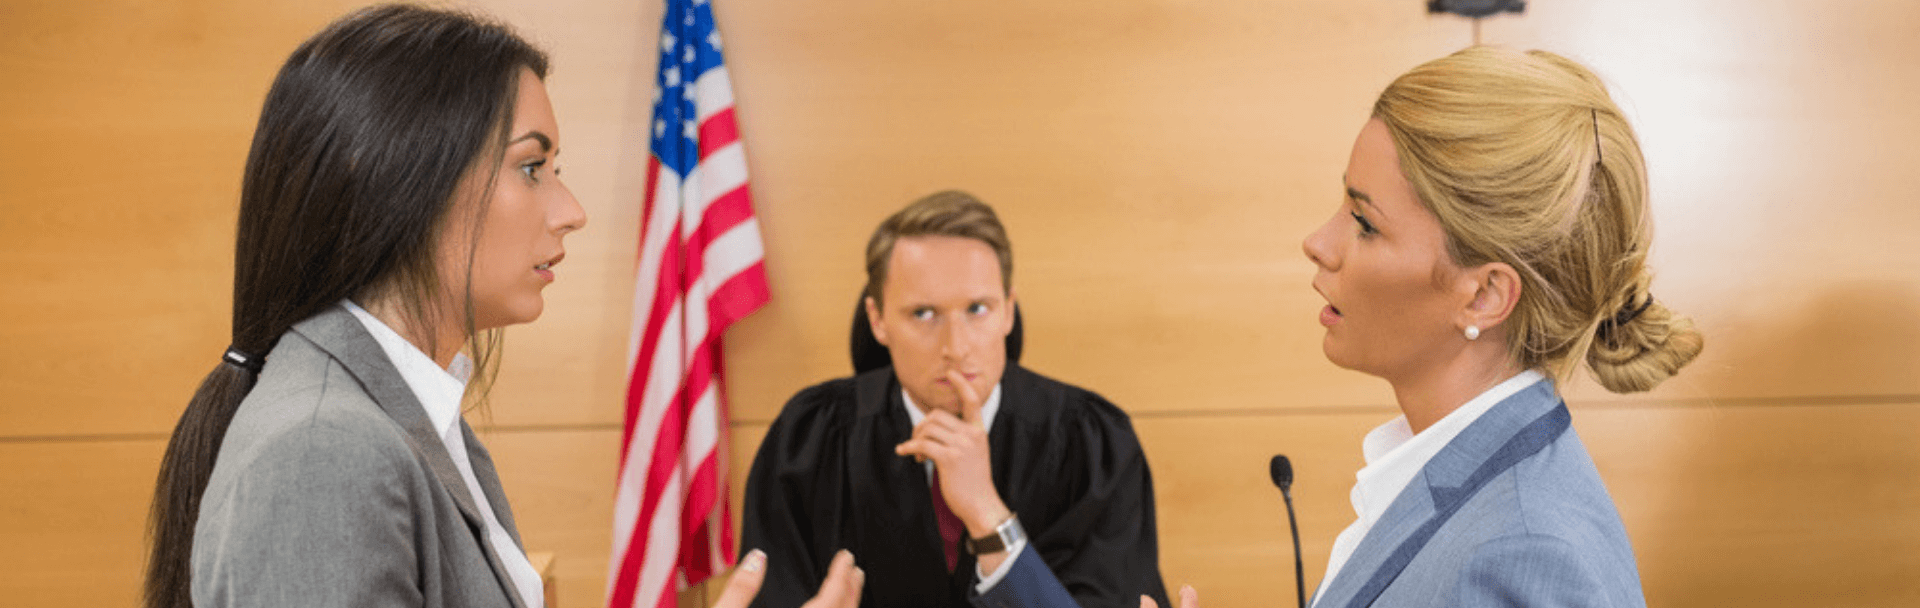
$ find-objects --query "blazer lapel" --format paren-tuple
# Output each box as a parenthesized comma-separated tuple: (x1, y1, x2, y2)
(1314, 380, 1568, 608)
(463, 421, 525, 544)
(1311, 477, 1436, 608)
(291, 305, 528, 608)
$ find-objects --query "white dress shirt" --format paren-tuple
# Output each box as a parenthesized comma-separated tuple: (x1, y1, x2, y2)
(343, 301, 545, 608)
(900, 386, 1025, 592)
(1314, 370, 1546, 606)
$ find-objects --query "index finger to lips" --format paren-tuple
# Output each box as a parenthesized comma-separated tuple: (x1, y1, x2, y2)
(945, 370, 985, 425)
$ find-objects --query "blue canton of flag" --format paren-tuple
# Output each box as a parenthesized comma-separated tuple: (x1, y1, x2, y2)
(651, 0, 725, 177)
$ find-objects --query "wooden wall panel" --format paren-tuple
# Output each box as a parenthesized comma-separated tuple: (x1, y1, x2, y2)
(0, 0, 364, 437)
(0, 439, 164, 607)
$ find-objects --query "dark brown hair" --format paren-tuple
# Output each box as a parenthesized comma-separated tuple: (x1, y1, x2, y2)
(862, 190, 1013, 306)
(143, 5, 547, 607)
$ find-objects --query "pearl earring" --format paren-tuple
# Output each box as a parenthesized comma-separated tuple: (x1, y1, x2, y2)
(1464, 325, 1481, 341)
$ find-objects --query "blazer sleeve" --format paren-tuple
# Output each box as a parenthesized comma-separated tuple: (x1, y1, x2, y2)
(1453, 534, 1617, 608)
(969, 545, 1085, 608)
(192, 421, 429, 608)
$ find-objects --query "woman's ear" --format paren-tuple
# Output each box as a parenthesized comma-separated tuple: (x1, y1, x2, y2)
(864, 296, 890, 346)
(1464, 262, 1522, 330)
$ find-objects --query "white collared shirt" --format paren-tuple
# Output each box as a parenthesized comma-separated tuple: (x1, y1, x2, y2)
(1314, 370, 1547, 606)
(343, 301, 545, 608)
(899, 386, 1026, 592)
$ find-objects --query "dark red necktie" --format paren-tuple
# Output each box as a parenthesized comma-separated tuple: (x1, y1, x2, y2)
(928, 468, 963, 572)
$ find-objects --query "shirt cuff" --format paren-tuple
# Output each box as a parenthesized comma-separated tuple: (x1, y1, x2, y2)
(971, 537, 1028, 594)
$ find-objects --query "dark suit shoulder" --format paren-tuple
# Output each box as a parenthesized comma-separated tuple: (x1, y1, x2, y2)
(764, 374, 861, 440)
(1001, 364, 1142, 445)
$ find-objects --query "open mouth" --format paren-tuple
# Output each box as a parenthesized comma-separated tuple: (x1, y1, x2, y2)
(1319, 303, 1343, 327)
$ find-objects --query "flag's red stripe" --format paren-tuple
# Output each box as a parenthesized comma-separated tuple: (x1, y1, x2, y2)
(698, 185, 756, 249)
(708, 262, 770, 331)
(679, 185, 755, 284)
(679, 452, 721, 581)
(697, 107, 740, 157)
(638, 158, 662, 259)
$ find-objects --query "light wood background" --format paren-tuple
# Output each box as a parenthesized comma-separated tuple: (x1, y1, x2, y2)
(3, 0, 1917, 607)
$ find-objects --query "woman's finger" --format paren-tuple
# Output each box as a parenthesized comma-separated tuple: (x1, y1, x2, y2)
(802, 550, 861, 608)
(710, 549, 767, 608)
(1179, 584, 1201, 608)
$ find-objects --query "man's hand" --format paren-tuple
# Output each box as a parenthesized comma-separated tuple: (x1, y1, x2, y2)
(894, 370, 1012, 535)
(712, 549, 864, 608)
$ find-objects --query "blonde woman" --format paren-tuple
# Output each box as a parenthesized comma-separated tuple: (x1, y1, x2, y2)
(1132, 46, 1703, 608)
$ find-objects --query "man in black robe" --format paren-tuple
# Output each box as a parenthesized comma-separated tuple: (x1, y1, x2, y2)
(739, 191, 1169, 608)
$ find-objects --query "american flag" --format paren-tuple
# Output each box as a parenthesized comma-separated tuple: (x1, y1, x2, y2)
(608, 0, 769, 606)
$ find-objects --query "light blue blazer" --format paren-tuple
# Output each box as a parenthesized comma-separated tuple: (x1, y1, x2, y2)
(969, 380, 1645, 608)
(1312, 379, 1647, 608)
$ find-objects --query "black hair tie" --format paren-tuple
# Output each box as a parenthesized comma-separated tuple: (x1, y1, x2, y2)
(1597, 293, 1655, 341)
(223, 346, 266, 374)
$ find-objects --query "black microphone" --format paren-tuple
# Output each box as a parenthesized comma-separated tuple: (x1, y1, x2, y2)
(1271, 455, 1305, 608)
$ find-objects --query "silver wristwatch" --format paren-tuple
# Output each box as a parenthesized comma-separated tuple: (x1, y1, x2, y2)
(964, 513, 1025, 555)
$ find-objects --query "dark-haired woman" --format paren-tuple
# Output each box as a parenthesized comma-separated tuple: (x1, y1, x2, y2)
(143, 5, 858, 608)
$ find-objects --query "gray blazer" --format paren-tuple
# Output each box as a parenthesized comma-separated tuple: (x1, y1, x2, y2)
(1312, 380, 1647, 608)
(192, 305, 532, 608)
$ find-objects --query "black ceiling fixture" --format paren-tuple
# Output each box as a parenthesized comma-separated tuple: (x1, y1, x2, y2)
(1428, 0, 1525, 18)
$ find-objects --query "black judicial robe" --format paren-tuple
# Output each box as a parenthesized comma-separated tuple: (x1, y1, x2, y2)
(740, 364, 1170, 608)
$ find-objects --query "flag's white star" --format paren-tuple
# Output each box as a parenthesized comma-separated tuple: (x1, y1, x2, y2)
(654, 119, 666, 137)
(707, 32, 722, 50)
(660, 33, 676, 52)
(665, 66, 680, 87)
(683, 119, 698, 141)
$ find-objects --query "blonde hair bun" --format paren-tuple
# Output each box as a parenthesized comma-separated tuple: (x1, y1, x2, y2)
(1374, 46, 1703, 393)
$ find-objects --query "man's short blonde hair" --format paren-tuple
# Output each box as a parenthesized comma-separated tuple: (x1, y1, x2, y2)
(863, 190, 1012, 306)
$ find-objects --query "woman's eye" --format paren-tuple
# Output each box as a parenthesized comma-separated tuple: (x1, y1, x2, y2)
(967, 303, 989, 315)
(1351, 211, 1378, 236)
(521, 159, 547, 182)
(911, 308, 934, 320)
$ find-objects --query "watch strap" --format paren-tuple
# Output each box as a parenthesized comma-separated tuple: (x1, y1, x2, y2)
(964, 513, 1024, 555)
